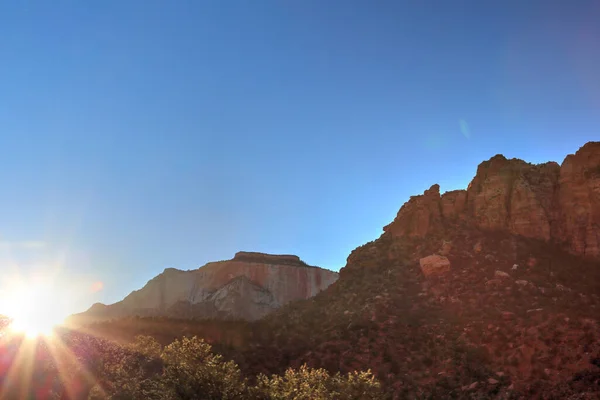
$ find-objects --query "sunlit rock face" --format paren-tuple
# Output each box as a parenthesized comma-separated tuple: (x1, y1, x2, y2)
(77, 252, 339, 321)
(384, 142, 600, 259)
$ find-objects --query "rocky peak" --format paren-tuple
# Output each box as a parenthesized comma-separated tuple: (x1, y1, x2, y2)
(384, 141, 600, 258)
(383, 184, 443, 238)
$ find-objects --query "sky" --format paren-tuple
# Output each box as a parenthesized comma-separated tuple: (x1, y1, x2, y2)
(0, 0, 599, 315)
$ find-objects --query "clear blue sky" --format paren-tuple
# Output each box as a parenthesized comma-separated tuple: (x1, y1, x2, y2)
(0, 1, 599, 312)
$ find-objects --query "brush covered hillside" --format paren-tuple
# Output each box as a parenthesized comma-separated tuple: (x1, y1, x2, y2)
(0, 319, 383, 400)
(78, 142, 600, 399)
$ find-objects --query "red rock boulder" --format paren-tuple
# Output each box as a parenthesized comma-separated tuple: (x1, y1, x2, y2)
(419, 255, 451, 277)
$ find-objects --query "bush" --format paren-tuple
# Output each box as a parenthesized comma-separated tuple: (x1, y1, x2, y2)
(130, 335, 162, 358)
(160, 336, 247, 400)
(253, 364, 381, 400)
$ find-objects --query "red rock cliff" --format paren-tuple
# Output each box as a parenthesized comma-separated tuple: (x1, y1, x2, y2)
(384, 142, 600, 258)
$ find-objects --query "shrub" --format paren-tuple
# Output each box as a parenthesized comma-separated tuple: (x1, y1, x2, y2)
(253, 364, 382, 400)
(160, 336, 247, 400)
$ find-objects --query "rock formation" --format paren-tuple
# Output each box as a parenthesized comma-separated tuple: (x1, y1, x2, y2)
(76, 252, 338, 322)
(384, 142, 600, 258)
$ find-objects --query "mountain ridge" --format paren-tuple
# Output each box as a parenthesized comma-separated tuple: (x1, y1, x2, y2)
(384, 141, 600, 259)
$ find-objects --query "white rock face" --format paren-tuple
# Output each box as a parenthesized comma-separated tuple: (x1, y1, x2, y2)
(78, 252, 339, 321)
(209, 276, 279, 320)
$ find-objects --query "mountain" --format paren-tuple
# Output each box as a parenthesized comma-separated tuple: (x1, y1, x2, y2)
(78, 142, 600, 398)
(74, 251, 338, 322)
(238, 142, 600, 398)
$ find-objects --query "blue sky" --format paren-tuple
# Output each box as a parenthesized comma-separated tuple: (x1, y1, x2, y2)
(0, 1, 599, 313)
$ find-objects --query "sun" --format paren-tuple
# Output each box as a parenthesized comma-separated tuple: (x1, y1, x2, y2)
(9, 315, 56, 338)
(2, 280, 66, 338)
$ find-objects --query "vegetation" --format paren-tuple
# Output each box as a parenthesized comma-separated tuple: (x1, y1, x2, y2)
(0, 326, 382, 400)
(49, 227, 600, 399)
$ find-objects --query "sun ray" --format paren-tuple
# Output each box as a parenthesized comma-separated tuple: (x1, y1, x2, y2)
(44, 330, 106, 399)
(0, 336, 37, 399)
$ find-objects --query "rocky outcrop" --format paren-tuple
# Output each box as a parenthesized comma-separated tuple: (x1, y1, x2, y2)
(467, 155, 560, 240)
(76, 252, 338, 322)
(383, 184, 444, 238)
(384, 142, 600, 258)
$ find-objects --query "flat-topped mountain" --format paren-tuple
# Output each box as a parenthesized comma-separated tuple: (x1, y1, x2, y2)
(74, 252, 338, 322)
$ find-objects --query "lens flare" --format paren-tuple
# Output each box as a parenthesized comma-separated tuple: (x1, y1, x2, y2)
(2, 280, 65, 338)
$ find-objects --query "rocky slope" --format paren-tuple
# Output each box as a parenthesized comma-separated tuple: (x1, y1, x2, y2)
(75, 252, 338, 322)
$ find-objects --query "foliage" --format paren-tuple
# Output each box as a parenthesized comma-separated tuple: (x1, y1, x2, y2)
(160, 336, 246, 400)
(0, 328, 384, 399)
(253, 365, 381, 400)
(129, 334, 162, 358)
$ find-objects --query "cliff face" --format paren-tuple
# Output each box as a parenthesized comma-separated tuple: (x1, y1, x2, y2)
(384, 142, 600, 258)
(79, 252, 338, 321)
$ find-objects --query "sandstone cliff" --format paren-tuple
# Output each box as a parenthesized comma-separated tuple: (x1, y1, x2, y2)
(77, 252, 338, 322)
(384, 141, 600, 258)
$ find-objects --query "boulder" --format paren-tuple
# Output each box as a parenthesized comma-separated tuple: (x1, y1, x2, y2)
(419, 255, 451, 277)
(495, 270, 511, 279)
